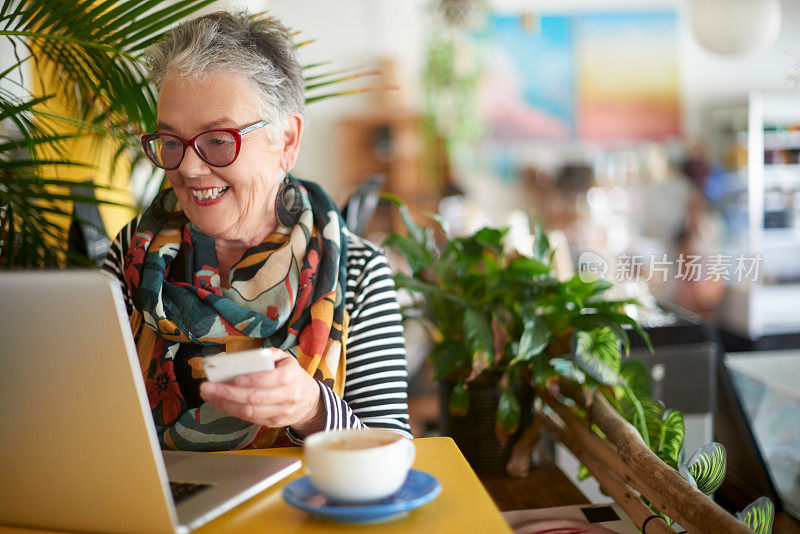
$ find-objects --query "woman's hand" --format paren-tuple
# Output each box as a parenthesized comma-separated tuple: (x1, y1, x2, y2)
(199, 353, 325, 437)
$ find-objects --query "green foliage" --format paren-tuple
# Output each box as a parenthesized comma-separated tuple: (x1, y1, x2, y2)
(429, 340, 470, 381)
(463, 307, 493, 365)
(572, 328, 625, 386)
(384, 198, 653, 425)
(382, 200, 743, 526)
(657, 410, 685, 470)
(388, 196, 776, 531)
(447, 382, 470, 417)
(577, 464, 592, 482)
(737, 497, 775, 534)
(496, 387, 521, 435)
(681, 442, 727, 496)
(549, 358, 586, 384)
(620, 359, 650, 398)
(512, 317, 550, 365)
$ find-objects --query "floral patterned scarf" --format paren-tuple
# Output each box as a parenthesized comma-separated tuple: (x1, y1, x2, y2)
(123, 177, 348, 450)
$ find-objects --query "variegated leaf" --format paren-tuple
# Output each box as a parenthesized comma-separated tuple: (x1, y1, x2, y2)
(658, 410, 685, 470)
(620, 359, 651, 398)
(737, 496, 774, 534)
(573, 328, 625, 386)
(686, 442, 727, 495)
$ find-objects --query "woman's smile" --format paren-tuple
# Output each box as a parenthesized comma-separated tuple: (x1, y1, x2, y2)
(190, 185, 230, 205)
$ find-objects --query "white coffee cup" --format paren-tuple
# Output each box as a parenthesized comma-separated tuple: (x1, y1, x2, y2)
(303, 429, 415, 503)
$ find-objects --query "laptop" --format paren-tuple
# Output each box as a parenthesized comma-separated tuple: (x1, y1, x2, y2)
(0, 271, 301, 533)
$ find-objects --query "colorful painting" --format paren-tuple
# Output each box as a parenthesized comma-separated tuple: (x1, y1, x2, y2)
(478, 14, 574, 141)
(574, 12, 681, 141)
(476, 11, 681, 143)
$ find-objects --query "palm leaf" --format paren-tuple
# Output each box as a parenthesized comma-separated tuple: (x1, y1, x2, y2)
(1, 0, 217, 268)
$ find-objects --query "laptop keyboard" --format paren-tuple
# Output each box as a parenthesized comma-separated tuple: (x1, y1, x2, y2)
(170, 481, 212, 504)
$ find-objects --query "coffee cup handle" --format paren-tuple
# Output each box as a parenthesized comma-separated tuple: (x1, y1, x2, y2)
(402, 438, 416, 469)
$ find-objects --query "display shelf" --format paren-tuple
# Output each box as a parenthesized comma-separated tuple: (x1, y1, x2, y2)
(337, 109, 440, 236)
(706, 92, 800, 339)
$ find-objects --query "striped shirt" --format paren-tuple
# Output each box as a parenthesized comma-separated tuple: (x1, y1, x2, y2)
(102, 217, 412, 445)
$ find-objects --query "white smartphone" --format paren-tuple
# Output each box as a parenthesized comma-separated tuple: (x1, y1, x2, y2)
(202, 348, 276, 383)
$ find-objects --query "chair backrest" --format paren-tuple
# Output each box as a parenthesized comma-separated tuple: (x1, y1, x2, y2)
(340, 175, 386, 237)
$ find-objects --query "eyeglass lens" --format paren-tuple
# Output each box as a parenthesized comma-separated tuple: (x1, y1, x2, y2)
(144, 130, 238, 170)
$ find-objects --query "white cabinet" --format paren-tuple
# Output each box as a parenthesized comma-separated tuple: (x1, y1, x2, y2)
(706, 91, 800, 338)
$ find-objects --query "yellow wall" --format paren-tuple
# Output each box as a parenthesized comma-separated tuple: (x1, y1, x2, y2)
(32, 59, 137, 245)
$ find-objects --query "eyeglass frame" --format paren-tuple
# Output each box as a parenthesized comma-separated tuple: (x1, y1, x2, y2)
(140, 120, 268, 170)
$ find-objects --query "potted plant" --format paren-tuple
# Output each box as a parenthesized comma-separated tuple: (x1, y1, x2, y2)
(383, 198, 776, 530)
(382, 197, 659, 469)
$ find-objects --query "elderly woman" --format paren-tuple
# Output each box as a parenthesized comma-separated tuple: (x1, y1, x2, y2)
(102, 11, 411, 450)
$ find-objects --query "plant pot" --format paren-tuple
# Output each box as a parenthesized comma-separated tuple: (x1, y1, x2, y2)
(439, 378, 533, 474)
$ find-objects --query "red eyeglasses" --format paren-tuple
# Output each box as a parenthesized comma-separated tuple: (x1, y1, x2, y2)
(141, 120, 267, 170)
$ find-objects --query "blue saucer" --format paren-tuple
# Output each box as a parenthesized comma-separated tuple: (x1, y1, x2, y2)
(282, 470, 441, 524)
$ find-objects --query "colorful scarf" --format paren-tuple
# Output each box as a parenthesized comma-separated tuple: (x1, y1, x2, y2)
(123, 177, 348, 450)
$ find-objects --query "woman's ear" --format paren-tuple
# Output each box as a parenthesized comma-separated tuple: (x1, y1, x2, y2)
(280, 112, 304, 172)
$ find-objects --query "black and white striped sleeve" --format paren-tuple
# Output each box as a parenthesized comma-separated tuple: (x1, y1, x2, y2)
(289, 235, 412, 441)
(101, 216, 140, 315)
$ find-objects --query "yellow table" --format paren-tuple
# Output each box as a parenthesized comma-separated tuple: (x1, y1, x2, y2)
(0, 437, 511, 533)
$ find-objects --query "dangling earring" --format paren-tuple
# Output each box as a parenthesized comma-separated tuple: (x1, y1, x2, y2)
(275, 173, 302, 227)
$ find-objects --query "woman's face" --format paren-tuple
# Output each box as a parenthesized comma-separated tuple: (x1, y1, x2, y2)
(156, 71, 302, 246)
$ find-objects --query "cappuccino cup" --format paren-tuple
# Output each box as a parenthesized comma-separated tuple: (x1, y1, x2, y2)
(303, 429, 415, 503)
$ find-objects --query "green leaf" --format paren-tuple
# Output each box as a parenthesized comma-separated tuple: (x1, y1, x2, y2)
(393, 272, 438, 296)
(620, 359, 651, 398)
(532, 218, 551, 264)
(473, 227, 507, 252)
(429, 341, 469, 380)
(577, 464, 592, 481)
(550, 357, 586, 384)
(574, 313, 631, 356)
(617, 387, 651, 449)
(383, 233, 432, 275)
(447, 382, 470, 417)
(381, 193, 428, 247)
(463, 308, 493, 362)
(496, 387, 521, 434)
(513, 317, 550, 364)
(507, 256, 551, 277)
(644, 499, 674, 526)
(572, 328, 625, 386)
(737, 497, 775, 534)
(658, 410, 685, 470)
(600, 309, 654, 354)
(681, 442, 726, 495)
(639, 396, 665, 451)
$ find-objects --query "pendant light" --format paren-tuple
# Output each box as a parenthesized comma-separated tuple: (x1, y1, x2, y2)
(689, 0, 782, 55)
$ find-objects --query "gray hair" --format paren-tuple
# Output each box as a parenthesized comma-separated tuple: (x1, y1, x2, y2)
(144, 11, 304, 133)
